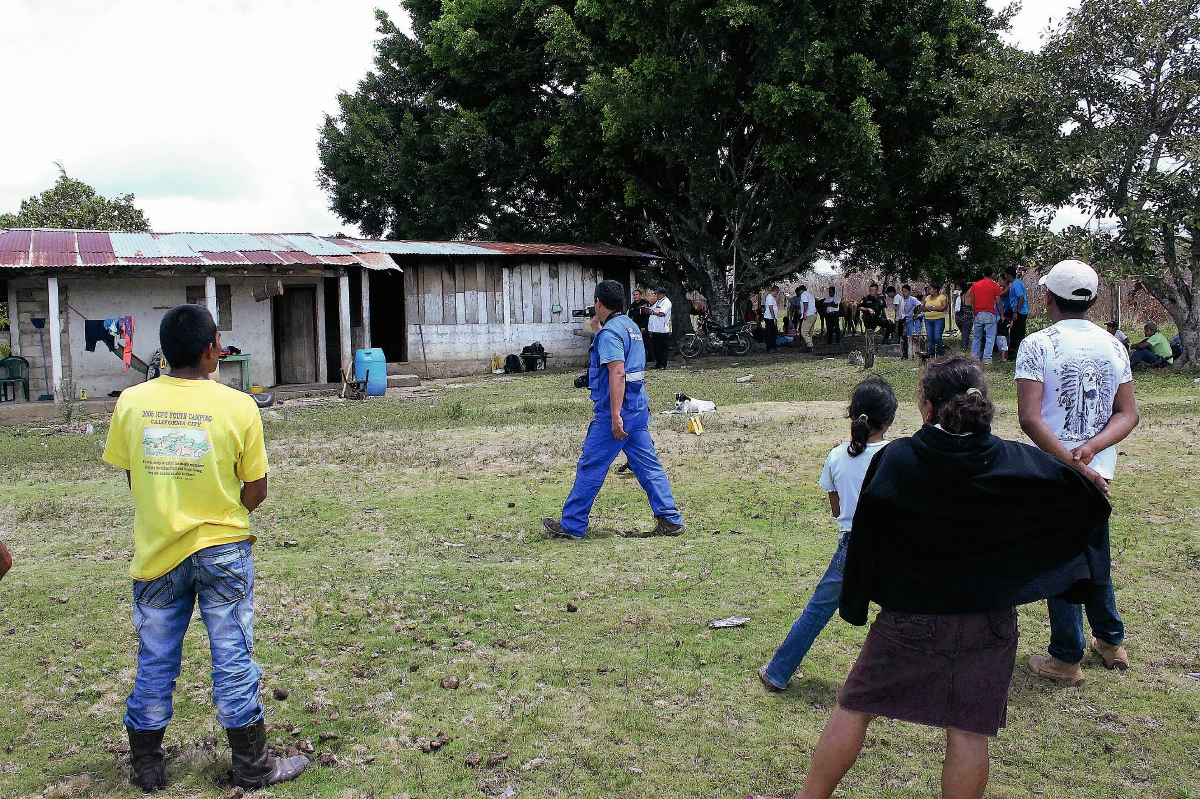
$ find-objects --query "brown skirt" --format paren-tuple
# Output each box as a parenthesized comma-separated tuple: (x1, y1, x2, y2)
(838, 608, 1018, 737)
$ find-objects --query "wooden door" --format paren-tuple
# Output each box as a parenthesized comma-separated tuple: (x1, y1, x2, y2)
(274, 287, 317, 384)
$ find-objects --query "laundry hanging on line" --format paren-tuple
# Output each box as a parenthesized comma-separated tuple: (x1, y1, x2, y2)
(84, 320, 115, 353)
(101, 316, 136, 371)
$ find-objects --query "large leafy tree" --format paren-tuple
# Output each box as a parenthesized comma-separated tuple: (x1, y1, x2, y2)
(0, 167, 150, 232)
(319, 0, 1026, 315)
(1040, 0, 1200, 366)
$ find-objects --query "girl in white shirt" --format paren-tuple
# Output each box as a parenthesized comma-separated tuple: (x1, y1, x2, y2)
(759, 376, 897, 690)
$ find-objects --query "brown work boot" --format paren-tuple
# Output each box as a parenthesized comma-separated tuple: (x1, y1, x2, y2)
(1092, 638, 1130, 670)
(542, 518, 585, 539)
(226, 719, 308, 789)
(645, 516, 685, 537)
(1028, 654, 1085, 686)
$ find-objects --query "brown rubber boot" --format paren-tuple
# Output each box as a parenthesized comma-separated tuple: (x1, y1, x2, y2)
(1028, 654, 1085, 686)
(226, 719, 308, 788)
(126, 726, 167, 791)
(1091, 638, 1130, 670)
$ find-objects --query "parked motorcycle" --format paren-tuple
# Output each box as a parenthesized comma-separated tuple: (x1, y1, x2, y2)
(679, 314, 753, 358)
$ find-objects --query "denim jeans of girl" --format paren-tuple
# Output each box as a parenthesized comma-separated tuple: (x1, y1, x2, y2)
(763, 534, 848, 688)
(125, 540, 264, 731)
(925, 317, 945, 356)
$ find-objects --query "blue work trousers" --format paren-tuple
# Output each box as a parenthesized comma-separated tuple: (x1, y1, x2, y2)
(125, 540, 264, 732)
(560, 417, 682, 536)
(971, 311, 998, 363)
(1046, 583, 1124, 665)
(762, 534, 848, 688)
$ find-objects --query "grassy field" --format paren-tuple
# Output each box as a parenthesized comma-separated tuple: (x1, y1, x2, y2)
(1, 352, 1198, 799)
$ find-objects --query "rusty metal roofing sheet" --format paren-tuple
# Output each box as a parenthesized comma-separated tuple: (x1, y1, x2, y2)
(77, 231, 116, 265)
(276, 251, 321, 265)
(239, 250, 285, 265)
(34, 230, 77, 256)
(356, 251, 402, 271)
(0, 230, 31, 266)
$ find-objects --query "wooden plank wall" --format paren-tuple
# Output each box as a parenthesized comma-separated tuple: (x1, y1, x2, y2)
(405, 259, 603, 326)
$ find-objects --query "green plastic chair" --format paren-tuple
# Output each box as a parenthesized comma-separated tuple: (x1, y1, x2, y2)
(0, 356, 30, 402)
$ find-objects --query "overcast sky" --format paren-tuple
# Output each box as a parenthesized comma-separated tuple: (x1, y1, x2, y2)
(0, 0, 1076, 236)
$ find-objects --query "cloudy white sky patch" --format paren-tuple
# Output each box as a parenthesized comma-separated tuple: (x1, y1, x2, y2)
(0, 0, 403, 234)
(1, 0, 1076, 236)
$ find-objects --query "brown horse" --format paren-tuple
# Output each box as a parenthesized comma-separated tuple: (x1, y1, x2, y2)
(840, 299, 861, 336)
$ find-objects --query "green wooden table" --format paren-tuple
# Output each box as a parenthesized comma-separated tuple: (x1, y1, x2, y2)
(218, 354, 252, 392)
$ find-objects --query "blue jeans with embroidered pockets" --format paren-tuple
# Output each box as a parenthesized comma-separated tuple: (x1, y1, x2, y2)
(125, 540, 264, 732)
(971, 311, 998, 363)
(560, 414, 683, 537)
(763, 533, 849, 688)
(925, 317, 946, 357)
(1046, 582, 1124, 665)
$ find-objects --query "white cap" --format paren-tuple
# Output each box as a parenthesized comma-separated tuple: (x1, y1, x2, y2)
(1039, 259, 1099, 300)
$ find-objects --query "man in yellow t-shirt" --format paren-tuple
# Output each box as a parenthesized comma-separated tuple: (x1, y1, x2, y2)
(103, 304, 307, 792)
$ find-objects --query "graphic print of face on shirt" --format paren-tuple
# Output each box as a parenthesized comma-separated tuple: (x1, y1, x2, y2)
(1057, 357, 1112, 440)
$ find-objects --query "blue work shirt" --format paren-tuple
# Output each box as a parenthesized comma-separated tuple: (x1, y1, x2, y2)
(1007, 278, 1028, 314)
(589, 313, 650, 426)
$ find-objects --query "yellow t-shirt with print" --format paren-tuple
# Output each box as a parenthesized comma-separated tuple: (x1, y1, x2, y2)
(103, 376, 269, 580)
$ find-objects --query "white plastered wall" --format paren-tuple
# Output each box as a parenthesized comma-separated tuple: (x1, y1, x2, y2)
(51, 275, 324, 397)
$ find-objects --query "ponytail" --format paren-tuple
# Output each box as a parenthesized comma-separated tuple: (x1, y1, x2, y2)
(848, 414, 872, 456)
(845, 376, 898, 457)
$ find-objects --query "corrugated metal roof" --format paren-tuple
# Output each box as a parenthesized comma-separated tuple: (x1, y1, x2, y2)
(0, 229, 659, 270)
(328, 237, 656, 259)
(0, 229, 32, 266)
(0, 229, 367, 270)
(473, 242, 656, 258)
(356, 251, 402, 271)
(328, 238, 495, 256)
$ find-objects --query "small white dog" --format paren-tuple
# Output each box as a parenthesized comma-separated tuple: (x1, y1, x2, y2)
(673, 392, 716, 414)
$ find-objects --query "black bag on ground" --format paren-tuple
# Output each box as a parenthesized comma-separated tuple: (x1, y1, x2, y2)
(504, 354, 523, 373)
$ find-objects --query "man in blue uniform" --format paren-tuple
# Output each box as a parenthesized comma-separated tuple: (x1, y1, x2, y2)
(544, 280, 685, 539)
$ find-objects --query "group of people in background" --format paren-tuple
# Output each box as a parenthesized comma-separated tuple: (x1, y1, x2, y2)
(954, 265, 1028, 364)
(753, 259, 1138, 799)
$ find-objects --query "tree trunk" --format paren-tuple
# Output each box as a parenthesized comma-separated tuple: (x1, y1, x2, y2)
(1141, 267, 1199, 368)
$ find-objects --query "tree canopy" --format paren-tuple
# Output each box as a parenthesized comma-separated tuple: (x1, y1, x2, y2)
(1036, 0, 1200, 366)
(0, 167, 150, 232)
(319, 0, 1029, 314)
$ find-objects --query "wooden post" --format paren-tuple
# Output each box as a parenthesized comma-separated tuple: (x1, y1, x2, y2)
(360, 267, 372, 349)
(6, 281, 19, 356)
(315, 280, 328, 384)
(205, 276, 218, 324)
(47, 277, 63, 395)
(501, 266, 512, 347)
(339, 272, 352, 376)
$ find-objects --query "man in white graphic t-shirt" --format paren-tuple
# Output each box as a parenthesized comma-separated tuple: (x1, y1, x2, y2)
(1015, 259, 1140, 686)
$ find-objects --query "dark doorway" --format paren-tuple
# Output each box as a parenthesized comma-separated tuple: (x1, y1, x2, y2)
(273, 287, 318, 384)
(322, 277, 342, 383)
(368, 269, 407, 363)
(603, 263, 633, 297)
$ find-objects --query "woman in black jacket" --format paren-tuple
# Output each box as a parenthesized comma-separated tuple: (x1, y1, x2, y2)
(752, 355, 1112, 799)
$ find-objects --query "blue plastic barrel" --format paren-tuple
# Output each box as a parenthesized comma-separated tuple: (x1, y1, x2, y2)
(354, 348, 387, 396)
